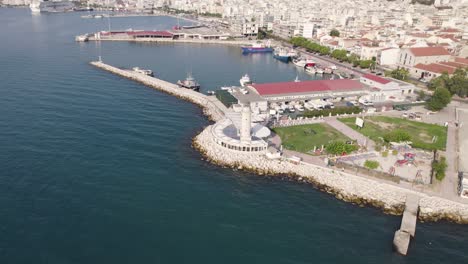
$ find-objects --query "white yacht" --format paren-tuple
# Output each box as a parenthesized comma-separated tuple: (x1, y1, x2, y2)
(239, 74, 252, 87)
(305, 67, 316, 75)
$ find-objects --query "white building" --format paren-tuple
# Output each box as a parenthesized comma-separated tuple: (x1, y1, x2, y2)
(360, 74, 415, 102)
(378, 48, 400, 66)
(298, 23, 315, 39)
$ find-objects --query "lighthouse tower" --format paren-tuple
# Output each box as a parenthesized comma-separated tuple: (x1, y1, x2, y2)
(240, 105, 252, 143)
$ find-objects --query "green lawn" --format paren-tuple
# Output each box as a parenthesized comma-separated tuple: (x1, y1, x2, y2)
(338, 116, 447, 150)
(272, 123, 351, 153)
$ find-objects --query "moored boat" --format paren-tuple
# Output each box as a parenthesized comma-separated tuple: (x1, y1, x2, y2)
(177, 73, 200, 91)
(132, 67, 154, 76)
(241, 41, 273, 53)
(273, 47, 290, 63)
(239, 74, 252, 87)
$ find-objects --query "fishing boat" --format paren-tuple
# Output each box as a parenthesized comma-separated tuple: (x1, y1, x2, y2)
(273, 47, 290, 63)
(177, 73, 200, 91)
(305, 67, 316, 75)
(239, 74, 252, 87)
(292, 58, 316, 68)
(132, 67, 154, 76)
(241, 41, 273, 53)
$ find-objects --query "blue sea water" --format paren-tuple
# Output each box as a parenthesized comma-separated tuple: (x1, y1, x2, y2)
(0, 8, 467, 264)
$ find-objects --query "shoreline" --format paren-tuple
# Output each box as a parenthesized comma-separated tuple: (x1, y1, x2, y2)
(90, 61, 468, 224)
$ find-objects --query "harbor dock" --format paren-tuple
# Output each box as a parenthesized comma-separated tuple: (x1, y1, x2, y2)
(393, 194, 420, 255)
(90, 60, 226, 121)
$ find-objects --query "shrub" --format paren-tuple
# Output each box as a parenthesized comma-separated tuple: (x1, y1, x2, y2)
(384, 130, 411, 143)
(433, 156, 448, 181)
(326, 141, 358, 155)
(382, 151, 388, 157)
(302, 106, 362, 118)
(375, 145, 382, 152)
(392, 150, 398, 155)
(364, 160, 380, 170)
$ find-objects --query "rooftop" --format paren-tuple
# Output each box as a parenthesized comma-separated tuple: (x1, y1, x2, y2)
(409, 47, 450, 57)
(251, 79, 365, 96)
(414, 63, 456, 74)
(362, 74, 391, 84)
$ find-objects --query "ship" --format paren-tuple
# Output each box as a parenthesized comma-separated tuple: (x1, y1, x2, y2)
(132, 67, 154, 77)
(177, 73, 200, 91)
(273, 47, 290, 63)
(292, 58, 316, 68)
(241, 41, 273, 53)
(239, 74, 252, 87)
(30, 0, 75, 13)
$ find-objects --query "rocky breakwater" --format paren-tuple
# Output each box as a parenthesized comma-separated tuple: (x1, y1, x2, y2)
(193, 125, 468, 223)
(90, 61, 224, 122)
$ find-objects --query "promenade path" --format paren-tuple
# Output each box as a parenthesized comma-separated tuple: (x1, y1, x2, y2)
(325, 117, 376, 151)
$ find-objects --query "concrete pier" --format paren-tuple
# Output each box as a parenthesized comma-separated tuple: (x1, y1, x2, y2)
(90, 61, 226, 121)
(393, 194, 420, 255)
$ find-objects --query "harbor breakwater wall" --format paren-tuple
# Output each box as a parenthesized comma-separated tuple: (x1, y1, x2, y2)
(88, 38, 252, 46)
(91, 61, 468, 224)
(90, 61, 224, 121)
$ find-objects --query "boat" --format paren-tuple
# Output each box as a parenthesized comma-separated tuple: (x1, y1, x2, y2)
(30, 0, 76, 13)
(305, 67, 316, 75)
(239, 74, 252, 87)
(177, 73, 200, 91)
(132, 67, 154, 76)
(75, 34, 89, 42)
(316, 68, 324, 75)
(241, 41, 273, 53)
(324, 67, 333, 74)
(207, 91, 216, 95)
(292, 58, 316, 68)
(273, 47, 290, 63)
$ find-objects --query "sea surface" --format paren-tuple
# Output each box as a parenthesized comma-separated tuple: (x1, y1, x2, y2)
(0, 8, 467, 264)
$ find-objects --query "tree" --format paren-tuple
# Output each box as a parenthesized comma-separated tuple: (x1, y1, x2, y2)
(427, 87, 452, 111)
(331, 49, 348, 61)
(433, 156, 447, 181)
(330, 29, 340, 37)
(427, 69, 468, 98)
(383, 130, 411, 143)
(388, 68, 410, 80)
(364, 160, 380, 170)
(326, 141, 358, 155)
(359, 60, 372, 69)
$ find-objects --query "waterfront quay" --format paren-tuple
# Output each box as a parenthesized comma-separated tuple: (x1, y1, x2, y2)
(91, 60, 468, 256)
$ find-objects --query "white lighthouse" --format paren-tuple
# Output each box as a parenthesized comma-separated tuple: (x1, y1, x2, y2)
(240, 104, 252, 143)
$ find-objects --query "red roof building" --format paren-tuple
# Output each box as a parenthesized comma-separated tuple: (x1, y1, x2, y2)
(361, 74, 391, 84)
(409, 47, 450, 57)
(251, 79, 364, 96)
(414, 63, 456, 75)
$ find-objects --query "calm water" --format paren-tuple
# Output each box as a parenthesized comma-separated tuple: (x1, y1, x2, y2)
(0, 8, 467, 264)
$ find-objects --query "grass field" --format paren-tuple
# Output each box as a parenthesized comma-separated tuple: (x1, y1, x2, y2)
(272, 123, 351, 153)
(339, 116, 447, 150)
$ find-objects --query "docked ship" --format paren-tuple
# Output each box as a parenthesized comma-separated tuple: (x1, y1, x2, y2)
(177, 73, 200, 91)
(292, 58, 316, 68)
(273, 47, 290, 63)
(241, 41, 273, 53)
(132, 67, 154, 77)
(239, 74, 252, 87)
(30, 0, 75, 13)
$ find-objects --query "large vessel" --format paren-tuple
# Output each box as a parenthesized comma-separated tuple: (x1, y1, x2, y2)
(177, 73, 200, 91)
(30, 0, 75, 13)
(241, 41, 273, 53)
(273, 47, 290, 63)
(239, 74, 252, 87)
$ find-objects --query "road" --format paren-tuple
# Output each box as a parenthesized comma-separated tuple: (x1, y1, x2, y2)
(325, 117, 376, 151)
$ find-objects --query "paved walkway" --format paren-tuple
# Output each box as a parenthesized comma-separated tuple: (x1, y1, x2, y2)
(325, 117, 376, 151)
